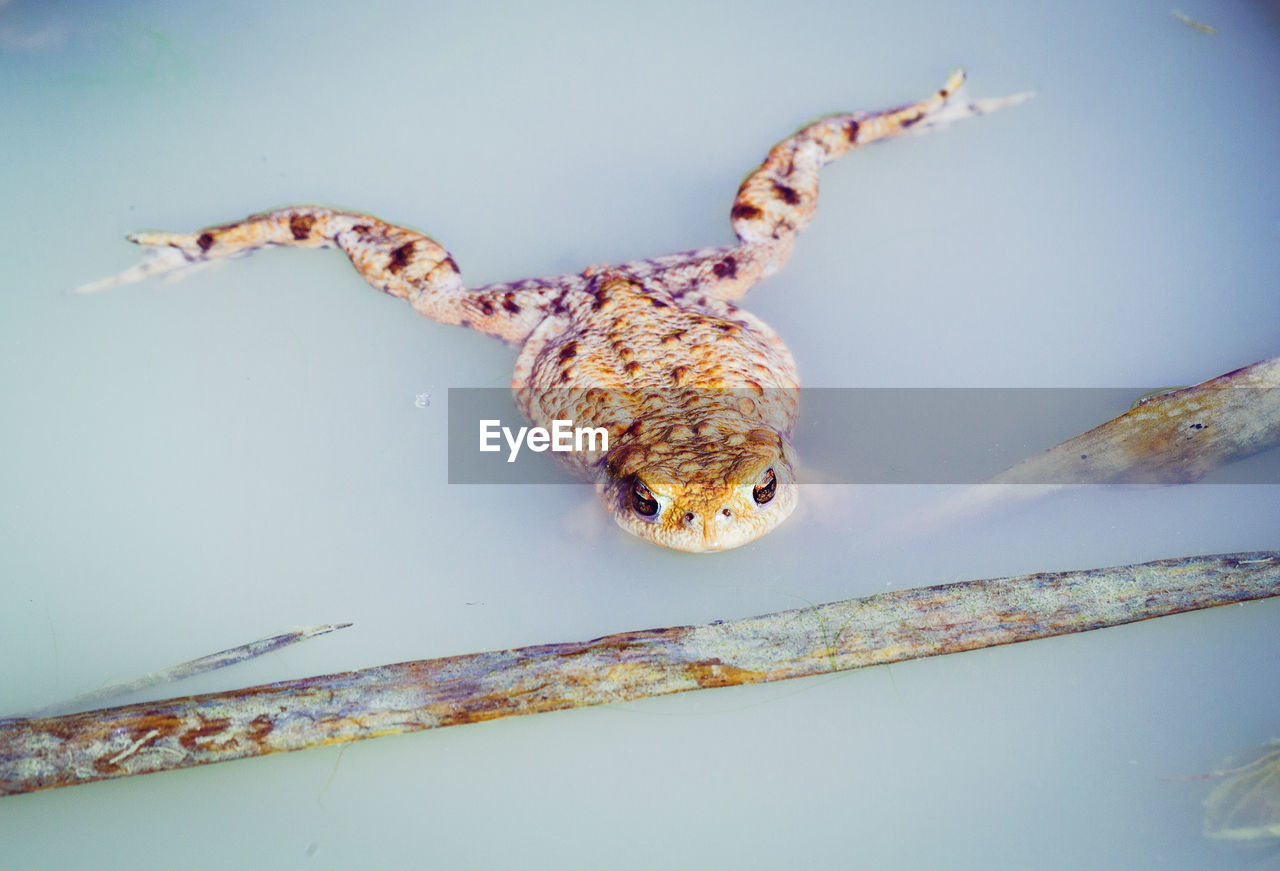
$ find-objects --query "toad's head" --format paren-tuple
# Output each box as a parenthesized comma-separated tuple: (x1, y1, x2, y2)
(599, 420, 797, 553)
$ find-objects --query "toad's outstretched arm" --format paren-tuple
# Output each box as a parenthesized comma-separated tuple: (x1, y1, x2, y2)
(75, 207, 565, 344)
(636, 69, 1033, 301)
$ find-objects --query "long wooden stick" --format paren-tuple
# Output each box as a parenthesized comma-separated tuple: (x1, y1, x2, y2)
(2, 551, 1276, 797)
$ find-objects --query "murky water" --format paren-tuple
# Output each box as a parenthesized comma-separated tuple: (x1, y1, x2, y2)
(2, 1, 1278, 868)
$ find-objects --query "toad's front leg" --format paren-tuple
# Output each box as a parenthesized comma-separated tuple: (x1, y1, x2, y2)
(78, 206, 562, 344)
(650, 69, 1033, 302)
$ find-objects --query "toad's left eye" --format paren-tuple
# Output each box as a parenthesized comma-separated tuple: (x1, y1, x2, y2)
(631, 478, 660, 518)
(752, 468, 776, 505)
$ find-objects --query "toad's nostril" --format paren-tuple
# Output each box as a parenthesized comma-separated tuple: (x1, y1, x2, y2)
(721, 508, 732, 518)
(683, 512, 695, 525)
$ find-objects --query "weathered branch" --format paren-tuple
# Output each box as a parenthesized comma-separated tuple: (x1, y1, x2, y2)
(901, 357, 1280, 534)
(992, 356, 1280, 485)
(2, 551, 1276, 797)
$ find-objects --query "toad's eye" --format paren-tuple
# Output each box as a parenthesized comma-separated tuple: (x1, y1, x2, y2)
(752, 468, 776, 505)
(631, 479, 660, 517)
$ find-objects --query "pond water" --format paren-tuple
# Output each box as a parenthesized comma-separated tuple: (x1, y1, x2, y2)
(1, 1, 1277, 868)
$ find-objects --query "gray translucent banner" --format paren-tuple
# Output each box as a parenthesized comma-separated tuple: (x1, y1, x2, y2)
(446, 387, 1280, 485)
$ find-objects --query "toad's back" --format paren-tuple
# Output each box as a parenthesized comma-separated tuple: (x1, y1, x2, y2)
(516, 272, 801, 550)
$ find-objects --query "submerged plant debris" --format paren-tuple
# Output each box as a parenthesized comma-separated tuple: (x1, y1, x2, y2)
(905, 356, 1280, 533)
(1, 551, 1277, 797)
(1204, 739, 1280, 848)
(1172, 9, 1219, 35)
(990, 357, 1280, 486)
(17, 623, 351, 719)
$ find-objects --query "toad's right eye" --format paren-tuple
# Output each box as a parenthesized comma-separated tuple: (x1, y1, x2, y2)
(752, 467, 776, 505)
(631, 479, 660, 518)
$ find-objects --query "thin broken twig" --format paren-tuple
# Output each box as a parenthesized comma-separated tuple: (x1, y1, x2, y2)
(2, 551, 1276, 797)
(16, 623, 352, 719)
(1172, 9, 1219, 35)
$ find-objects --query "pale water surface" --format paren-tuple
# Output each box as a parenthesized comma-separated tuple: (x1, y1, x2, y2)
(1, 1, 1278, 868)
